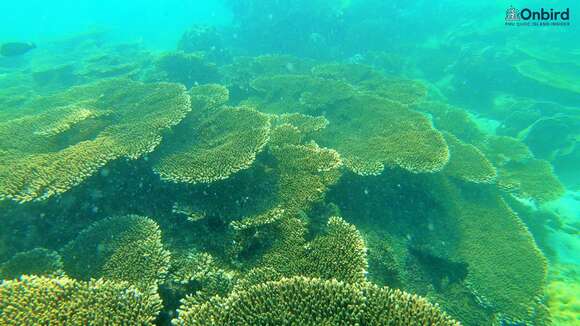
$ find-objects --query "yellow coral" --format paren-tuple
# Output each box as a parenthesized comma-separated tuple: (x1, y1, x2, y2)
(0, 78, 191, 202)
(303, 216, 368, 283)
(316, 94, 449, 175)
(546, 264, 580, 325)
(443, 132, 496, 184)
(153, 106, 271, 184)
(61, 215, 170, 291)
(0, 275, 162, 325)
(0, 248, 63, 279)
(497, 158, 565, 203)
(439, 179, 548, 322)
(413, 101, 486, 145)
(174, 276, 460, 325)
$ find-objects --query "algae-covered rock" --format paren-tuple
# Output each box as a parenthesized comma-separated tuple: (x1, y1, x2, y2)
(515, 59, 580, 94)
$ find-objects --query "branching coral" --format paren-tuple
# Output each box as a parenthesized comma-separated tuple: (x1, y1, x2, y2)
(302, 216, 368, 283)
(273, 113, 329, 134)
(61, 215, 170, 290)
(0, 78, 191, 202)
(442, 132, 496, 184)
(153, 106, 271, 184)
(0, 248, 63, 279)
(0, 275, 162, 325)
(311, 63, 384, 84)
(230, 206, 286, 231)
(169, 250, 236, 303)
(174, 276, 460, 325)
(316, 94, 449, 175)
(189, 83, 230, 110)
(254, 216, 367, 285)
(359, 77, 428, 105)
(311, 63, 427, 105)
(272, 142, 342, 215)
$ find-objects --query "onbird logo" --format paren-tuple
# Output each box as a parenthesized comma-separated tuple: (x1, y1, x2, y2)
(506, 5, 520, 21)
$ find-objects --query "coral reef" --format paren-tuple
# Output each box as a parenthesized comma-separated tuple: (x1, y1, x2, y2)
(0, 78, 191, 202)
(153, 106, 271, 184)
(496, 158, 565, 203)
(442, 133, 496, 184)
(174, 276, 460, 325)
(0, 275, 162, 325)
(302, 216, 368, 283)
(444, 182, 548, 322)
(0, 248, 63, 279)
(155, 51, 220, 88)
(316, 94, 449, 175)
(546, 264, 580, 325)
(61, 215, 170, 290)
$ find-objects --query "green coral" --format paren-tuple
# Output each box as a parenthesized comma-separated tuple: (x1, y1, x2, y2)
(255, 216, 367, 284)
(169, 250, 236, 303)
(189, 83, 230, 110)
(496, 158, 565, 203)
(273, 113, 329, 134)
(221, 55, 315, 90)
(0, 248, 63, 279)
(231, 206, 286, 231)
(413, 101, 486, 145)
(155, 51, 220, 87)
(174, 276, 460, 325)
(442, 132, 496, 184)
(272, 142, 342, 215)
(444, 181, 548, 322)
(302, 216, 368, 283)
(61, 215, 170, 290)
(248, 74, 355, 114)
(316, 94, 449, 175)
(311, 63, 427, 105)
(480, 135, 533, 166)
(0, 78, 191, 202)
(153, 106, 271, 184)
(311, 63, 383, 84)
(0, 275, 162, 325)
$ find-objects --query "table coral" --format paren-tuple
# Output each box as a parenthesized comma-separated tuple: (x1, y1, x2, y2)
(0, 78, 191, 203)
(153, 106, 271, 184)
(316, 94, 449, 175)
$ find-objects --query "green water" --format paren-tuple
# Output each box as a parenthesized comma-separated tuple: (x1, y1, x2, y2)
(0, 1, 578, 325)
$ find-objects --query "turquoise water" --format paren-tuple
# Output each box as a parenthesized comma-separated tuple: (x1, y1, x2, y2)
(0, 1, 578, 325)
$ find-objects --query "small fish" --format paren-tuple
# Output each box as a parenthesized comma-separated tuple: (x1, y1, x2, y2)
(0, 42, 36, 57)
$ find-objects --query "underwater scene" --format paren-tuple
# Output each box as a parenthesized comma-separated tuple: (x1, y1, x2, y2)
(0, 0, 578, 325)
